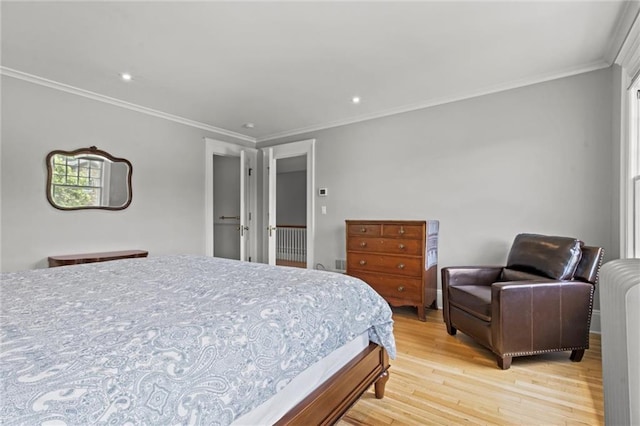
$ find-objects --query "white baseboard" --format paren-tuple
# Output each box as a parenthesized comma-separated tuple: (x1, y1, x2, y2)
(590, 309, 601, 334)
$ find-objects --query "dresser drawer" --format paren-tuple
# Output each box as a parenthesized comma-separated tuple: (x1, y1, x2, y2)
(347, 254, 422, 277)
(381, 224, 423, 239)
(347, 238, 422, 255)
(350, 272, 422, 301)
(347, 223, 381, 237)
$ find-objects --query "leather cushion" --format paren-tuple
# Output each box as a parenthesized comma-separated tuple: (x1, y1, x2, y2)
(500, 268, 554, 282)
(574, 246, 603, 284)
(506, 233, 583, 280)
(448, 285, 492, 322)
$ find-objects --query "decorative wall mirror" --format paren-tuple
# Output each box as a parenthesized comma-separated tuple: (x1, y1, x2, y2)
(46, 146, 132, 210)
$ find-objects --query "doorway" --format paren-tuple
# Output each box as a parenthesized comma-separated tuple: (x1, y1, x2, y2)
(262, 139, 316, 268)
(212, 155, 241, 259)
(205, 138, 257, 261)
(275, 155, 307, 268)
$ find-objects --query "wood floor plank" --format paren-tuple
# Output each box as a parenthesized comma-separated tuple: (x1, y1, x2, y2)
(339, 307, 604, 425)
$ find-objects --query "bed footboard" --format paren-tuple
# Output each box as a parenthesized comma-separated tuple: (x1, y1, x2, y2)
(275, 343, 390, 426)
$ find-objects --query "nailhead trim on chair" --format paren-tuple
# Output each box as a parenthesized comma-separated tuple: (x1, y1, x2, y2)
(582, 249, 603, 347)
(500, 346, 589, 357)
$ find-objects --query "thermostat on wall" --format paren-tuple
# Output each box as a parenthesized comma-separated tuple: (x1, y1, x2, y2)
(318, 188, 328, 197)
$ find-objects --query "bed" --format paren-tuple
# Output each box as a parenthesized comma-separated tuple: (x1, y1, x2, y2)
(0, 255, 396, 425)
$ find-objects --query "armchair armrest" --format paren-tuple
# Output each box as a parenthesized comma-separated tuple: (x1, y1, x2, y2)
(441, 266, 503, 336)
(491, 280, 595, 356)
(441, 266, 503, 288)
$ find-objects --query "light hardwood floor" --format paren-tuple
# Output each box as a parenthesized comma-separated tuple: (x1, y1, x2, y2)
(339, 307, 603, 425)
(276, 260, 307, 268)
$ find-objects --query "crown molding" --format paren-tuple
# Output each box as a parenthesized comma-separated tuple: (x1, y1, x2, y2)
(1, 60, 613, 146)
(604, 1, 640, 65)
(256, 60, 610, 143)
(613, 5, 640, 87)
(0, 66, 257, 144)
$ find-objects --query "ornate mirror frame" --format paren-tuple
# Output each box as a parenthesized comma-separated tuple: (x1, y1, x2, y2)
(46, 146, 133, 211)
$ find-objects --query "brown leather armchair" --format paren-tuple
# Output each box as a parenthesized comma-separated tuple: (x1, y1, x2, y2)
(441, 233, 604, 369)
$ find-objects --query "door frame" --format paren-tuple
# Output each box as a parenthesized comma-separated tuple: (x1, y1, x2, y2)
(261, 139, 316, 268)
(204, 138, 257, 260)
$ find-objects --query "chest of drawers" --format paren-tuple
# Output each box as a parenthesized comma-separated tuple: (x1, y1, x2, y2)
(346, 220, 439, 321)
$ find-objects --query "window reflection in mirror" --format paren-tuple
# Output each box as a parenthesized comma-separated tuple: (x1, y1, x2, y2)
(46, 147, 132, 210)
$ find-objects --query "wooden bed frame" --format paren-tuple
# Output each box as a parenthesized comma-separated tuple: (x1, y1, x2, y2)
(275, 343, 390, 425)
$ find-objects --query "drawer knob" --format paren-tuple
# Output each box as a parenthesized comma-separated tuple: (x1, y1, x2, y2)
(398, 243, 405, 250)
(360, 227, 367, 232)
(398, 263, 405, 269)
(397, 285, 405, 292)
(399, 226, 405, 235)
(360, 241, 367, 247)
(359, 260, 367, 266)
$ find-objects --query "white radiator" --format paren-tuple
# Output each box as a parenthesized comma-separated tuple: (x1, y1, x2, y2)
(600, 259, 640, 426)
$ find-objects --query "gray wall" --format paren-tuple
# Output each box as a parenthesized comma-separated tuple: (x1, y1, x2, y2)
(611, 64, 623, 258)
(259, 68, 618, 309)
(0, 76, 247, 272)
(276, 171, 306, 226)
(2, 67, 620, 319)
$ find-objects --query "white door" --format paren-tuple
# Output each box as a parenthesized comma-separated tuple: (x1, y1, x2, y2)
(262, 139, 315, 267)
(266, 148, 277, 264)
(205, 138, 257, 261)
(239, 150, 250, 261)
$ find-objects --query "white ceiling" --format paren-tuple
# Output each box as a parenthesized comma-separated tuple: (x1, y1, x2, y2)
(1, 1, 638, 143)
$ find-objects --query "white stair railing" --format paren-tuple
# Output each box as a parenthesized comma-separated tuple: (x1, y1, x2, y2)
(276, 225, 307, 264)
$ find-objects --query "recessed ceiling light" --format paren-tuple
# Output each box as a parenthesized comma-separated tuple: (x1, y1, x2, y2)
(120, 73, 132, 81)
(242, 123, 255, 129)
(351, 96, 361, 104)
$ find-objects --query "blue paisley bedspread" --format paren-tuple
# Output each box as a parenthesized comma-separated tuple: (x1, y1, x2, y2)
(0, 255, 395, 425)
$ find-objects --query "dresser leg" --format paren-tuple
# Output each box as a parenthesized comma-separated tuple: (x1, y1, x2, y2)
(417, 306, 426, 321)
